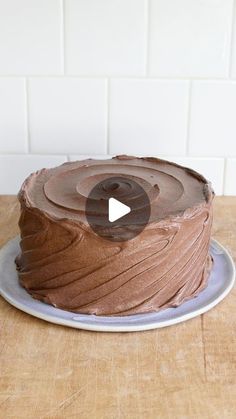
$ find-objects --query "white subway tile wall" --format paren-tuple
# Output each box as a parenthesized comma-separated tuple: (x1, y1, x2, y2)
(65, 0, 147, 75)
(189, 81, 236, 157)
(149, 0, 233, 78)
(109, 80, 189, 155)
(0, 78, 27, 153)
(0, 0, 235, 194)
(225, 159, 236, 194)
(0, 0, 62, 75)
(28, 78, 107, 154)
(0, 155, 67, 194)
(231, 4, 236, 77)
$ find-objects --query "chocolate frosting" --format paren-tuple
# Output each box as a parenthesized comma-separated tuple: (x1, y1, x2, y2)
(16, 156, 214, 316)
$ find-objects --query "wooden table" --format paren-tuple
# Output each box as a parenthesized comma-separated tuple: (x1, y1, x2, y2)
(0, 196, 235, 419)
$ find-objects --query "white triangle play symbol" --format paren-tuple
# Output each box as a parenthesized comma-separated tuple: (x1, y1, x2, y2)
(108, 197, 131, 222)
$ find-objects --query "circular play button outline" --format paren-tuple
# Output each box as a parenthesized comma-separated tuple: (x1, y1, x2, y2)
(85, 176, 151, 242)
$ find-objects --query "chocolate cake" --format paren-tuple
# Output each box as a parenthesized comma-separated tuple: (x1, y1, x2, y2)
(15, 156, 214, 316)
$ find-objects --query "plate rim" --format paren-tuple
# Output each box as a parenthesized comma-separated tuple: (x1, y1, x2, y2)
(0, 236, 235, 332)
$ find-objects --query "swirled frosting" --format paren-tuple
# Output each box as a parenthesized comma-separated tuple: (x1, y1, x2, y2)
(16, 156, 214, 316)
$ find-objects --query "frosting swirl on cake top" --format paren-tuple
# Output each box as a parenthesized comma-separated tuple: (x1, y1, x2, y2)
(20, 155, 212, 225)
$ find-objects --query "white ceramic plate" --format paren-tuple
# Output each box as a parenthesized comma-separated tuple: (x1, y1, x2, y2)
(0, 236, 235, 332)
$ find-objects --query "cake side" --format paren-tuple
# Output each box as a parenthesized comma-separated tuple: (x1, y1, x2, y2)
(15, 156, 214, 316)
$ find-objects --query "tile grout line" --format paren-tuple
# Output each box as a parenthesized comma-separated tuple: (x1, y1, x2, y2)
(0, 75, 235, 81)
(228, 0, 236, 78)
(25, 78, 31, 153)
(145, 0, 150, 76)
(0, 151, 235, 158)
(222, 157, 228, 195)
(185, 80, 192, 155)
(106, 78, 110, 155)
(61, 0, 66, 159)
(61, 0, 66, 75)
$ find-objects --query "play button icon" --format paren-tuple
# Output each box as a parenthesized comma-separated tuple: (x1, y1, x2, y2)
(108, 198, 131, 222)
(85, 176, 151, 242)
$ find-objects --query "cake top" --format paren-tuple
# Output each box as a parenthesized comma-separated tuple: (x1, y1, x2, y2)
(19, 155, 214, 226)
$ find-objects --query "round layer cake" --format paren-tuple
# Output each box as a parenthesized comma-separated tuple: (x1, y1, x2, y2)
(15, 155, 214, 316)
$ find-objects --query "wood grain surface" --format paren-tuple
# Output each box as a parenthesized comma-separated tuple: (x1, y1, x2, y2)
(0, 196, 235, 419)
